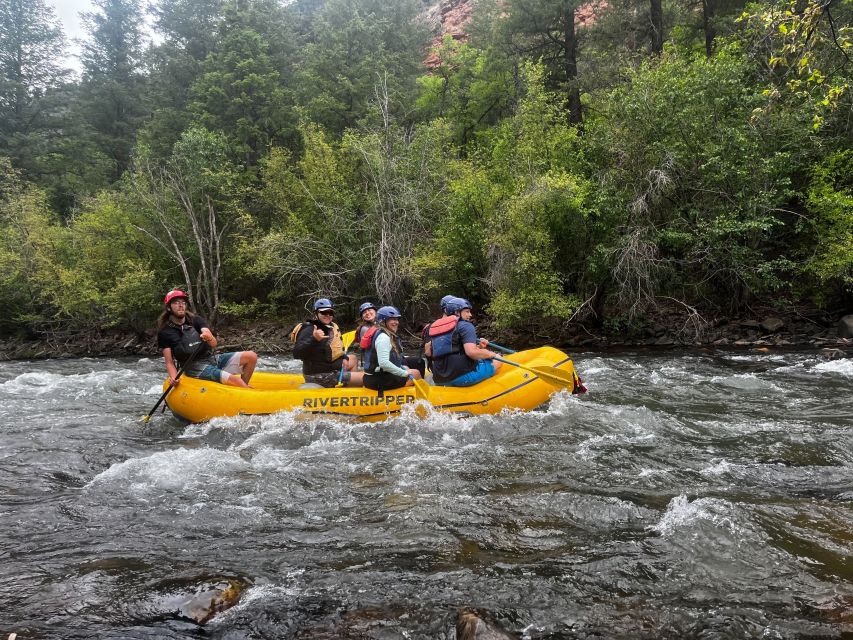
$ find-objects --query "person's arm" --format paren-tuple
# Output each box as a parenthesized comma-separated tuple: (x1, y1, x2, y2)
(292, 323, 315, 359)
(163, 347, 180, 386)
(459, 322, 496, 360)
(194, 316, 217, 348)
(375, 333, 410, 377)
(200, 327, 217, 348)
(463, 342, 497, 360)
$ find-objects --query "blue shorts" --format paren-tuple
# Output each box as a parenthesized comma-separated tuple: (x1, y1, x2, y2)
(440, 360, 496, 387)
(195, 352, 243, 384)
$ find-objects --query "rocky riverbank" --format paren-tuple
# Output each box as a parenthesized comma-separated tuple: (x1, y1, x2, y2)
(0, 309, 851, 362)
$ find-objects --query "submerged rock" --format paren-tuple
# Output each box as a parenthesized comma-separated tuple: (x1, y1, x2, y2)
(456, 608, 518, 640)
(178, 579, 243, 624)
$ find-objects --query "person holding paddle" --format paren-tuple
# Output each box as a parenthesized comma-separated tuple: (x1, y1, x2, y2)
(426, 297, 502, 387)
(361, 306, 422, 394)
(157, 290, 257, 388)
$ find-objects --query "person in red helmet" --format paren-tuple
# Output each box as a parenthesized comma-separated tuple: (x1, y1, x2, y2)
(156, 290, 257, 388)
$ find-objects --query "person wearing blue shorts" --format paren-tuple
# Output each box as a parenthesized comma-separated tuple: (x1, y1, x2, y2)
(427, 297, 501, 387)
(157, 290, 258, 388)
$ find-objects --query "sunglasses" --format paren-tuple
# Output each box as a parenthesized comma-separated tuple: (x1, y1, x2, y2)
(317, 310, 334, 316)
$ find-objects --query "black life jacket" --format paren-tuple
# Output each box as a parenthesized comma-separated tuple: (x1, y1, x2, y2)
(362, 326, 404, 373)
(170, 321, 211, 365)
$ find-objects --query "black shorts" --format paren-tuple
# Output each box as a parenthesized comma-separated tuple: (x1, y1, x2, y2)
(363, 371, 408, 394)
(303, 371, 347, 388)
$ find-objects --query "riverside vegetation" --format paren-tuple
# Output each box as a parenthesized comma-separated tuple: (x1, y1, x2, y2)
(0, 0, 851, 354)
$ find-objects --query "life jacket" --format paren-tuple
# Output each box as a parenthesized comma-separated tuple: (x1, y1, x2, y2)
(356, 324, 373, 345)
(290, 320, 345, 362)
(169, 321, 211, 365)
(428, 315, 463, 359)
(362, 326, 403, 373)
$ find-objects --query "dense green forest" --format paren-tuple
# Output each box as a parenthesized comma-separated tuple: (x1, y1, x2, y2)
(0, 0, 850, 338)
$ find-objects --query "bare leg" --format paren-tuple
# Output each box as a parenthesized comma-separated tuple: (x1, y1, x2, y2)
(240, 351, 258, 384)
(224, 373, 249, 388)
(346, 371, 365, 386)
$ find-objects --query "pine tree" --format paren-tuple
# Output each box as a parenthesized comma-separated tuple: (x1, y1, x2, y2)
(0, 0, 69, 177)
(79, 0, 148, 182)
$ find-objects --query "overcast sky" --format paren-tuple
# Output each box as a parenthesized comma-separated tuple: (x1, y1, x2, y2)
(46, 0, 94, 71)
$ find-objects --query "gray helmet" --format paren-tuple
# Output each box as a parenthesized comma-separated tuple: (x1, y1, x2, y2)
(313, 298, 334, 311)
(376, 305, 402, 322)
(445, 297, 472, 315)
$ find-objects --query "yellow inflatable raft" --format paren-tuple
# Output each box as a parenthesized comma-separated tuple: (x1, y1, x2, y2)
(164, 346, 583, 423)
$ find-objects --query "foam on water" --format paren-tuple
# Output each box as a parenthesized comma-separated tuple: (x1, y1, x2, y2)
(86, 447, 250, 495)
(652, 494, 746, 537)
(813, 358, 853, 376)
(2, 368, 154, 397)
(708, 372, 784, 392)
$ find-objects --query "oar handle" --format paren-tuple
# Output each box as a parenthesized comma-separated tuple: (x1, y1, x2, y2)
(142, 339, 207, 423)
(487, 342, 516, 354)
(336, 359, 347, 387)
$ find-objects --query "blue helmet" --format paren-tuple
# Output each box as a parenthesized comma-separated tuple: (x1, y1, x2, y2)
(358, 302, 376, 316)
(376, 306, 402, 323)
(313, 298, 334, 311)
(445, 297, 472, 315)
(440, 295, 456, 311)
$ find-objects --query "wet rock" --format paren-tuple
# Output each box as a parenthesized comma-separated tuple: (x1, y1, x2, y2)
(820, 348, 847, 360)
(733, 339, 752, 346)
(740, 319, 761, 328)
(760, 317, 784, 332)
(655, 336, 675, 346)
(178, 579, 242, 624)
(839, 314, 853, 339)
(456, 608, 518, 640)
(713, 337, 730, 345)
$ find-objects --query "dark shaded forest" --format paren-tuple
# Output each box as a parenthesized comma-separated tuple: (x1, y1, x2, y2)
(1, 0, 851, 341)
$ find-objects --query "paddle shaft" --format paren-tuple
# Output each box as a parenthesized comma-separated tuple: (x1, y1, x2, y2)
(410, 376, 430, 401)
(487, 342, 516, 354)
(142, 340, 208, 423)
(493, 355, 575, 389)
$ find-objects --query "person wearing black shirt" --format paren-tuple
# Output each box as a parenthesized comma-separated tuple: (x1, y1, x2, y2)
(156, 290, 257, 387)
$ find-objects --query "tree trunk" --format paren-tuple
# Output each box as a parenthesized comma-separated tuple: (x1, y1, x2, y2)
(563, 4, 582, 126)
(702, 0, 716, 57)
(650, 0, 664, 55)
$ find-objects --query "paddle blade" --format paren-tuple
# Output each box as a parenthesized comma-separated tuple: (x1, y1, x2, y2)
(528, 365, 576, 388)
(341, 330, 356, 351)
(140, 414, 152, 423)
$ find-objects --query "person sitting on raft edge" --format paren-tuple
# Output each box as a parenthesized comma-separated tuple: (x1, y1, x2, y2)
(421, 294, 456, 372)
(291, 298, 363, 388)
(361, 306, 422, 395)
(426, 297, 501, 387)
(157, 290, 258, 388)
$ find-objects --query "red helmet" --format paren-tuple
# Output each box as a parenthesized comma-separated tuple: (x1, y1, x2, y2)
(164, 290, 189, 307)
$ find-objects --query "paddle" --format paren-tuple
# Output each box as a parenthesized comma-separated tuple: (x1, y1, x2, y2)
(141, 340, 207, 424)
(487, 342, 516, 354)
(341, 330, 356, 351)
(493, 355, 577, 389)
(335, 358, 347, 387)
(410, 375, 430, 401)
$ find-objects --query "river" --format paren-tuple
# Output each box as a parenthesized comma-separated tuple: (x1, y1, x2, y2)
(0, 350, 851, 639)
